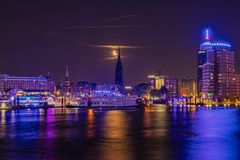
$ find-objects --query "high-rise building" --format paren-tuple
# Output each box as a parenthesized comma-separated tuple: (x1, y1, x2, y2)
(148, 75, 165, 90)
(179, 79, 197, 97)
(197, 28, 212, 96)
(115, 48, 123, 86)
(202, 49, 216, 97)
(197, 50, 207, 96)
(235, 74, 240, 97)
(198, 28, 239, 99)
(217, 49, 237, 98)
(148, 74, 178, 97)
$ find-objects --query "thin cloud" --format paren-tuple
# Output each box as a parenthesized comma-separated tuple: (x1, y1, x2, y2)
(87, 44, 148, 49)
(103, 14, 140, 23)
(104, 55, 128, 61)
(61, 25, 148, 30)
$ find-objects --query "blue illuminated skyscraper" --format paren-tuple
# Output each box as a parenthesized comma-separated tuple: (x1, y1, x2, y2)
(197, 50, 207, 96)
(197, 28, 239, 99)
(115, 48, 123, 86)
(197, 28, 212, 96)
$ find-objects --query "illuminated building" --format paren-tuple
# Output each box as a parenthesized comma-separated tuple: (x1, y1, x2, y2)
(0, 74, 55, 93)
(0, 77, 4, 93)
(197, 28, 212, 96)
(179, 79, 197, 97)
(8, 89, 55, 107)
(155, 76, 165, 90)
(65, 65, 70, 87)
(217, 49, 238, 99)
(235, 74, 240, 96)
(148, 74, 178, 97)
(115, 48, 123, 86)
(148, 75, 165, 90)
(57, 66, 75, 94)
(165, 77, 178, 97)
(198, 28, 239, 99)
(148, 75, 156, 90)
(197, 50, 207, 96)
(95, 83, 119, 92)
(202, 49, 215, 97)
(76, 81, 96, 93)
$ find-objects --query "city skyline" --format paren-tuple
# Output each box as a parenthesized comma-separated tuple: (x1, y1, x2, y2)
(1, 0, 240, 84)
(1, 2, 240, 160)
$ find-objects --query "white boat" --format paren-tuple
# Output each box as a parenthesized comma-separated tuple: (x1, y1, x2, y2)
(70, 91, 141, 108)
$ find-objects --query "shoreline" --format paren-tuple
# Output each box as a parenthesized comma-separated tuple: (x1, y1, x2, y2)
(1, 104, 240, 111)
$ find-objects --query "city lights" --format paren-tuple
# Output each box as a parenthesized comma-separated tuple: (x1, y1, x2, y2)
(0, 28, 239, 109)
(1, 1, 240, 160)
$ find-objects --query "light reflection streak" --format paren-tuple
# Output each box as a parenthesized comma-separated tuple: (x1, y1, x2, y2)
(87, 109, 95, 138)
(46, 109, 56, 139)
(0, 110, 6, 138)
(143, 106, 168, 137)
(101, 110, 132, 160)
(10, 111, 16, 123)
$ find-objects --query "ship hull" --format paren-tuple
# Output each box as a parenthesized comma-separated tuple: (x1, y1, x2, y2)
(67, 104, 141, 109)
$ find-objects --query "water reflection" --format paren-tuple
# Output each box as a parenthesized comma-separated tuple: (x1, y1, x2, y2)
(0, 107, 239, 159)
(0, 110, 6, 138)
(187, 110, 240, 160)
(87, 109, 95, 138)
(101, 110, 132, 160)
(143, 106, 168, 137)
(45, 109, 56, 139)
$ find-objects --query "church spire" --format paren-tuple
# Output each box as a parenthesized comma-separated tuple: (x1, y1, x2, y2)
(118, 47, 121, 59)
(115, 47, 123, 86)
(64, 65, 71, 88)
(65, 65, 70, 84)
(65, 66, 69, 81)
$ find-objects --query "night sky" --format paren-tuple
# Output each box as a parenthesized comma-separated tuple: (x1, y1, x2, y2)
(1, 0, 240, 85)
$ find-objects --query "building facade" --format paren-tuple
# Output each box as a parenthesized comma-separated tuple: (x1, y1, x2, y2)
(148, 74, 178, 97)
(202, 49, 216, 97)
(197, 50, 207, 96)
(179, 79, 197, 97)
(0, 74, 55, 93)
(216, 50, 237, 98)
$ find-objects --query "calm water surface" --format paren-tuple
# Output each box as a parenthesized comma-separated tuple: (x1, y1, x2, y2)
(0, 106, 240, 160)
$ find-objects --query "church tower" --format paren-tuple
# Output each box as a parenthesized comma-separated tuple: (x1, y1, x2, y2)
(115, 48, 123, 86)
(65, 66, 70, 87)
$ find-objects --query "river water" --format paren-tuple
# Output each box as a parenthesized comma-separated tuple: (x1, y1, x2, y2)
(0, 106, 239, 160)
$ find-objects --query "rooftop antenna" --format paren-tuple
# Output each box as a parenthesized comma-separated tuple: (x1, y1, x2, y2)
(203, 27, 212, 42)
